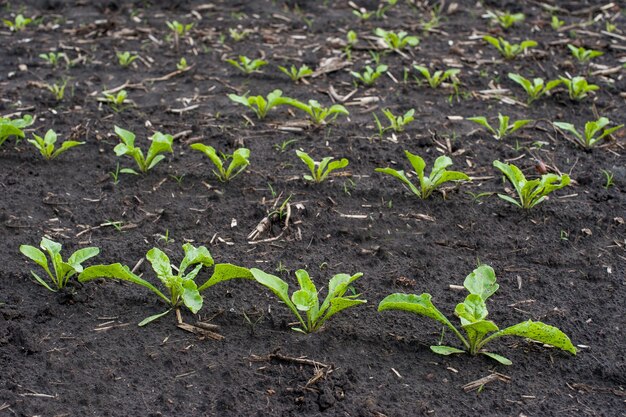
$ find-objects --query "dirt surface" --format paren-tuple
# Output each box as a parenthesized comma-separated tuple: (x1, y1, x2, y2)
(0, 0, 625, 416)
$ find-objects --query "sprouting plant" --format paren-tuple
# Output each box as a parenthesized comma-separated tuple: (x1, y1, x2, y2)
(375, 0, 398, 18)
(485, 10, 525, 29)
(39, 51, 67, 67)
(27, 129, 84, 160)
(378, 264, 576, 365)
(3, 14, 32, 31)
(20, 237, 99, 292)
(567, 44, 603, 63)
(113, 126, 174, 174)
(46, 79, 68, 101)
(225, 55, 267, 74)
(166, 20, 193, 37)
(483, 35, 537, 59)
(227, 89, 288, 119)
(273, 138, 298, 153)
(421, 5, 441, 31)
(78, 244, 252, 326)
(283, 99, 349, 126)
(605, 21, 617, 33)
(376, 151, 470, 199)
(601, 170, 614, 189)
(110, 162, 121, 185)
(353, 8, 374, 20)
(295, 150, 349, 183)
(190, 144, 250, 182)
(176, 57, 188, 70)
(507, 73, 562, 104)
(493, 160, 570, 209)
(0, 114, 33, 147)
(374, 28, 419, 50)
(551, 15, 565, 30)
(228, 27, 250, 41)
(116, 51, 138, 67)
(559, 76, 599, 100)
(413, 65, 460, 88)
(351, 64, 388, 86)
(278, 64, 313, 83)
(374, 109, 415, 134)
(250, 268, 366, 333)
(467, 113, 532, 140)
(102, 90, 128, 113)
(553, 117, 623, 149)
(344, 30, 358, 59)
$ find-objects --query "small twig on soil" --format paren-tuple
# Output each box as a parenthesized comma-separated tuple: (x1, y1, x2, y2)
(462, 372, 511, 392)
(248, 349, 331, 369)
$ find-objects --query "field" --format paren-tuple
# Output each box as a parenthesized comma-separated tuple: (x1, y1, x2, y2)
(0, 0, 625, 416)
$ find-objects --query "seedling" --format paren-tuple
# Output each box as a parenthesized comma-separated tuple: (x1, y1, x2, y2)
(493, 160, 570, 209)
(46, 80, 68, 101)
(353, 8, 373, 20)
(567, 44, 603, 63)
(413, 65, 460, 88)
(3, 14, 32, 31)
(225, 55, 267, 74)
(102, 90, 129, 113)
(27, 129, 85, 160)
(278, 64, 313, 83)
(79, 244, 252, 326)
(485, 10, 525, 29)
(295, 150, 349, 183)
(250, 268, 366, 333)
(507, 73, 562, 104)
(467, 113, 532, 140)
(551, 15, 565, 30)
(483, 35, 537, 59)
(116, 51, 138, 67)
(176, 57, 188, 71)
(228, 27, 250, 41)
(190, 144, 250, 182)
(20, 237, 99, 292)
(273, 138, 298, 153)
(283, 99, 349, 126)
(351, 64, 388, 86)
(375, 0, 397, 19)
(378, 264, 576, 365)
(110, 162, 121, 185)
(166, 20, 193, 37)
(374, 28, 419, 50)
(344, 30, 357, 59)
(553, 117, 623, 149)
(39, 51, 67, 67)
(113, 126, 173, 174)
(376, 151, 469, 199)
(373, 108, 415, 133)
(228, 89, 288, 119)
(601, 170, 614, 189)
(0, 114, 33, 147)
(559, 76, 599, 100)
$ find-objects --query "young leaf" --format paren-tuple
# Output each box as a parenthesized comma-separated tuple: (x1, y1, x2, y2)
(483, 320, 577, 354)
(431, 345, 466, 355)
(463, 265, 499, 301)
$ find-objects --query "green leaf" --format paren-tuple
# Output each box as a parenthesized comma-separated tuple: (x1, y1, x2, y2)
(430, 345, 466, 355)
(375, 168, 420, 197)
(463, 265, 499, 301)
(146, 248, 173, 279)
(145, 132, 173, 169)
(138, 309, 172, 326)
(319, 158, 349, 182)
(180, 243, 213, 274)
(320, 297, 366, 327)
(120, 168, 139, 175)
(20, 245, 49, 269)
(30, 270, 56, 292)
(191, 144, 224, 177)
(197, 264, 253, 291)
(481, 351, 512, 365)
(456, 294, 489, 323)
(181, 279, 203, 313)
(467, 117, 496, 136)
(52, 141, 85, 159)
(378, 293, 457, 333)
(114, 126, 135, 147)
(292, 289, 317, 312)
(250, 268, 305, 328)
(67, 247, 100, 270)
(483, 320, 577, 354)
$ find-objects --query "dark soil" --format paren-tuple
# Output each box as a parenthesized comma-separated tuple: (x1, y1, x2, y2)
(1, 0, 625, 416)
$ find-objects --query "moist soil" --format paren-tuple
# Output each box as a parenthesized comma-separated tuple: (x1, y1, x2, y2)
(0, 1, 625, 416)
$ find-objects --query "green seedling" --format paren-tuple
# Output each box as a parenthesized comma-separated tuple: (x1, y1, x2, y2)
(467, 113, 532, 140)
(413, 65, 460, 88)
(483, 35, 537, 59)
(296, 150, 349, 183)
(485, 10, 525, 29)
(353, 8, 374, 20)
(567, 44, 603, 63)
(273, 138, 298, 153)
(378, 264, 576, 365)
(225, 55, 268, 74)
(166, 20, 193, 36)
(553, 117, 623, 149)
(376, 151, 469, 199)
(113, 126, 173, 174)
(27, 129, 84, 160)
(3, 14, 32, 31)
(39, 51, 67, 67)
(278, 64, 313, 82)
(79, 244, 252, 326)
(493, 160, 570, 209)
(374, 28, 419, 50)
(190, 144, 250, 182)
(351, 64, 388, 86)
(507, 73, 562, 104)
(551, 15, 565, 30)
(228, 27, 250, 41)
(0, 114, 33, 147)
(283, 99, 349, 126)
(20, 237, 99, 292)
(102, 90, 129, 113)
(601, 170, 614, 189)
(116, 51, 138, 67)
(344, 30, 358, 59)
(176, 57, 188, 70)
(375, 0, 398, 18)
(46, 80, 68, 101)
(250, 268, 366, 333)
(228, 89, 288, 119)
(559, 76, 599, 100)
(374, 108, 415, 134)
